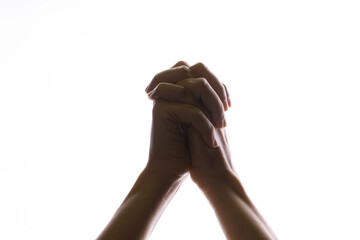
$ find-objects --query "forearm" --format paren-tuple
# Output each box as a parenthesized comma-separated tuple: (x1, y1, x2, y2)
(199, 170, 277, 240)
(97, 167, 186, 240)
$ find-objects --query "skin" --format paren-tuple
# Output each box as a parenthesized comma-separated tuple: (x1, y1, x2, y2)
(97, 61, 277, 240)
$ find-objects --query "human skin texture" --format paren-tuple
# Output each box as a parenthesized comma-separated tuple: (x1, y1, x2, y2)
(97, 61, 277, 240)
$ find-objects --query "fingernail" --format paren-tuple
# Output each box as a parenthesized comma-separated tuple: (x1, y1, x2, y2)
(213, 139, 219, 148)
(212, 134, 219, 148)
(147, 89, 156, 99)
(222, 118, 227, 128)
(223, 99, 228, 111)
(228, 97, 232, 107)
(145, 85, 149, 93)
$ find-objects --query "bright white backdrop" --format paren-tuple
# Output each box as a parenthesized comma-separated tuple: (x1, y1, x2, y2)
(1, 0, 359, 239)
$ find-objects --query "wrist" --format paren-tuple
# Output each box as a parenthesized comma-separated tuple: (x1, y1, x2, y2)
(198, 169, 235, 191)
(190, 167, 235, 191)
(143, 165, 188, 187)
(194, 169, 250, 203)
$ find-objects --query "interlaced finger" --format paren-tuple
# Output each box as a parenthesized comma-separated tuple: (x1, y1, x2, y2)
(176, 78, 225, 128)
(189, 62, 229, 110)
(153, 100, 218, 148)
(148, 82, 213, 126)
(145, 65, 191, 93)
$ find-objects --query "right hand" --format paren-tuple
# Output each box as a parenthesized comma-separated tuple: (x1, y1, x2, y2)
(146, 61, 236, 188)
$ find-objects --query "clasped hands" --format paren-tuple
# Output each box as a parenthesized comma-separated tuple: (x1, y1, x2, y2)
(97, 61, 276, 240)
(144, 61, 235, 189)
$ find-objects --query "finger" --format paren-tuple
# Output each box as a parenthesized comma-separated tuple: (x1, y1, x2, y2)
(189, 62, 229, 111)
(145, 65, 192, 93)
(148, 82, 200, 108)
(171, 60, 190, 68)
(148, 80, 225, 128)
(154, 100, 219, 148)
(148, 82, 214, 125)
(176, 78, 226, 128)
(222, 83, 231, 108)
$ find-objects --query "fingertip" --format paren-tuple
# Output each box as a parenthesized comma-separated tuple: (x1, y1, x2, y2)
(215, 118, 227, 129)
(222, 83, 231, 108)
(147, 88, 158, 99)
(201, 130, 217, 148)
(222, 118, 227, 128)
(212, 138, 219, 148)
(214, 118, 224, 129)
(223, 99, 229, 111)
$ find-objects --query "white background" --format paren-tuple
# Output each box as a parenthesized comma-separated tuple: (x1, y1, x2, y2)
(1, 0, 359, 239)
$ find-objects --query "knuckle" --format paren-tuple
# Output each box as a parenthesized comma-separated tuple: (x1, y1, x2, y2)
(152, 71, 162, 82)
(175, 60, 188, 67)
(190, 62, 206, 76)
(217, 84, 227, 100)
(177, 65, 192, 77)
(178, 65, 188, 72)
(197, 77, 208, 87)
(194, 62, 206, 69)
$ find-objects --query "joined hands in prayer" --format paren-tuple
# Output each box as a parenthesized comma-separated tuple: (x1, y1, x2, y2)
(97, 61, 277, 240)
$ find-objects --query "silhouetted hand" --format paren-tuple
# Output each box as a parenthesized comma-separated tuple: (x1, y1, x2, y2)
(98, 61, 276, 240)
(145, 61, 234, 187)
(145, 62, 277, 240)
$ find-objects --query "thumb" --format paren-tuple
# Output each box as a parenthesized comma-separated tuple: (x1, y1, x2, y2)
(187, 127, 220, 171)
(187, 127, 219, 152)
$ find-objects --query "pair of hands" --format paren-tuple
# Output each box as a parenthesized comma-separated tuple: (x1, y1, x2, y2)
(145, 61, 236, 188)
(97, 61, 276, 240)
